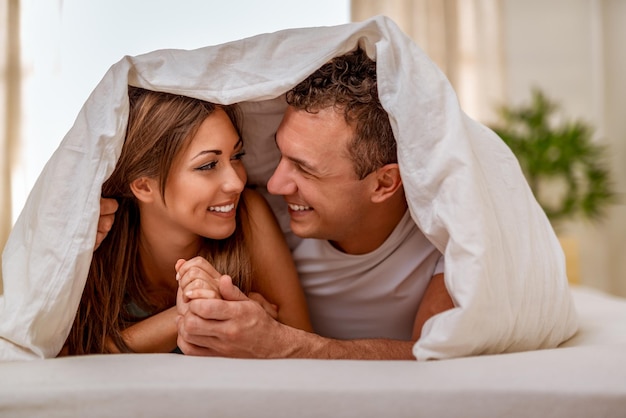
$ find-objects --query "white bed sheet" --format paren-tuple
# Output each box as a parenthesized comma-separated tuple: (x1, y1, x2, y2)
(0, 16, 577, 361)
(0, 286, 624, 418)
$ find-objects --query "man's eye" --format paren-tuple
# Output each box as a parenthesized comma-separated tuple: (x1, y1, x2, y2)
(296, 165, 314, 177)
(196, 161, 218, 171)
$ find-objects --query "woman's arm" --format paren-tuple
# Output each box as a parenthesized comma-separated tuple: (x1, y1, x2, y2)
(116, 306, 179, 353)
(241, 189, 313, 332)
(59, 306, 179, 356)
(118, 265, 224, 354)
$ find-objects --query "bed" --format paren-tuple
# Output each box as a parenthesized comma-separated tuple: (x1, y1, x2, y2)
(1, 285, 625, 417)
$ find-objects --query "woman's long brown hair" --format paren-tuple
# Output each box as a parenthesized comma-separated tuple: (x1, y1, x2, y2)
(65, 87, 252, 354)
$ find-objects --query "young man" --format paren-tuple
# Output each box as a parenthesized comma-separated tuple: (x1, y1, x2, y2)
(174, 48, 454, 360)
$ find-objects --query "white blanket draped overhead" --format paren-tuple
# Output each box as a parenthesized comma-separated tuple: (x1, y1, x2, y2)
(0, 16, 578, 361)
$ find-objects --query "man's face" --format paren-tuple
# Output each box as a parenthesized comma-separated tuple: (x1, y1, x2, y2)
(267, 106, 374, 252)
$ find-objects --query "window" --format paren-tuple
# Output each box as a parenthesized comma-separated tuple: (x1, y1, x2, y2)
(13, 0, 350, 222)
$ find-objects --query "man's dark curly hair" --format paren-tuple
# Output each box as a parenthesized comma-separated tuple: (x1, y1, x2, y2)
(285, 48, 397, 179)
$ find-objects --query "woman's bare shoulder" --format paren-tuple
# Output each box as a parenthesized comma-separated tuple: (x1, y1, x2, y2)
(241, 188, 278, 231)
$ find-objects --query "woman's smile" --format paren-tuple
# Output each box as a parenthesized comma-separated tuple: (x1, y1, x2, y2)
(208, 202, 237, 217)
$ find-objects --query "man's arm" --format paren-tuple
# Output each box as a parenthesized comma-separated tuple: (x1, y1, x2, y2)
(178, 276, 415, 360)
(412, 273, 455, 340)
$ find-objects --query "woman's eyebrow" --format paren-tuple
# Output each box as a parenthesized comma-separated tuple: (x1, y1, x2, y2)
(192, 149, 221, 160)
(191, 138, 243, 160)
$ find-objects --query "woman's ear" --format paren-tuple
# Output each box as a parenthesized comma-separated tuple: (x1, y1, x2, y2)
(370, 164, 403, 203)
(130, 177, 158, 203)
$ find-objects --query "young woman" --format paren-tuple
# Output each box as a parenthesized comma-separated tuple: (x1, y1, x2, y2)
(63, 87, 312, 355)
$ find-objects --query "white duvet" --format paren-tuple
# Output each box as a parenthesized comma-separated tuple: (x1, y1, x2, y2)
(0, 16, 578, 361)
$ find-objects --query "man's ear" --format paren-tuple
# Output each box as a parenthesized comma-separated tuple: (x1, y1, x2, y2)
(130, 177, 158, 203)
(370, 164, 403, 203)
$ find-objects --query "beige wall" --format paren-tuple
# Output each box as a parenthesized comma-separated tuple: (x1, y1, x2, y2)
(502, 0, 626, 296)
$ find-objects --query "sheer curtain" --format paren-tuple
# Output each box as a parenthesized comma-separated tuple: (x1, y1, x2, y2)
(351, 0, 505, 123)
(1, 0, 58, 293)
(1, 0, 21, 292)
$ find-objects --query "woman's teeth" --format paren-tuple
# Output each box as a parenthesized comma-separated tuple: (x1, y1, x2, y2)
(288, 204, 311, 211)
(209, 204, 235, 213)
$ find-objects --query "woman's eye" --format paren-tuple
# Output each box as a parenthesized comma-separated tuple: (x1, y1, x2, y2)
(197, 161, 218, 171)
(232, 150, 246, 161)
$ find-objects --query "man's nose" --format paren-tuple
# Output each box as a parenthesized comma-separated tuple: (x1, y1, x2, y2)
(267, 159, 296, 196)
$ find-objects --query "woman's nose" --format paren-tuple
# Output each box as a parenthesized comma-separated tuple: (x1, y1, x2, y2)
(221, 163, 246, 194)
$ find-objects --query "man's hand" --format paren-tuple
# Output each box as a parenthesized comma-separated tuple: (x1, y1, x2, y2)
(248, 292, 278, 320)
(177, 275, 286, 358)
(95, 198, 118, 250)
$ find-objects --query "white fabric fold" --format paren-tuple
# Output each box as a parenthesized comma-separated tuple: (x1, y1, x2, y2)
(0, 15, 578, 361)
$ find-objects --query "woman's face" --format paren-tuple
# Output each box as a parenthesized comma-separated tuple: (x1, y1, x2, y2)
(151, 108, 247, 241)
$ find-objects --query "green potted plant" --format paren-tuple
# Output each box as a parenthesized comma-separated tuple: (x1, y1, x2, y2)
(491, 88, 616, 228)
(490, 89, 617, 284)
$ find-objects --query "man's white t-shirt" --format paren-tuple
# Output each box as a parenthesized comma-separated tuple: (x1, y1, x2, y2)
(292, 211, 444, 341)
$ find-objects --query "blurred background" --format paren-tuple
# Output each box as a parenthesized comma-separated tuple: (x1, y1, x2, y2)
(1, 0, 624, 296)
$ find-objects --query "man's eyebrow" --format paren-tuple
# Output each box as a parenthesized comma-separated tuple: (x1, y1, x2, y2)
(273, 134, 319, 174)
(287, 155, 319, 174)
